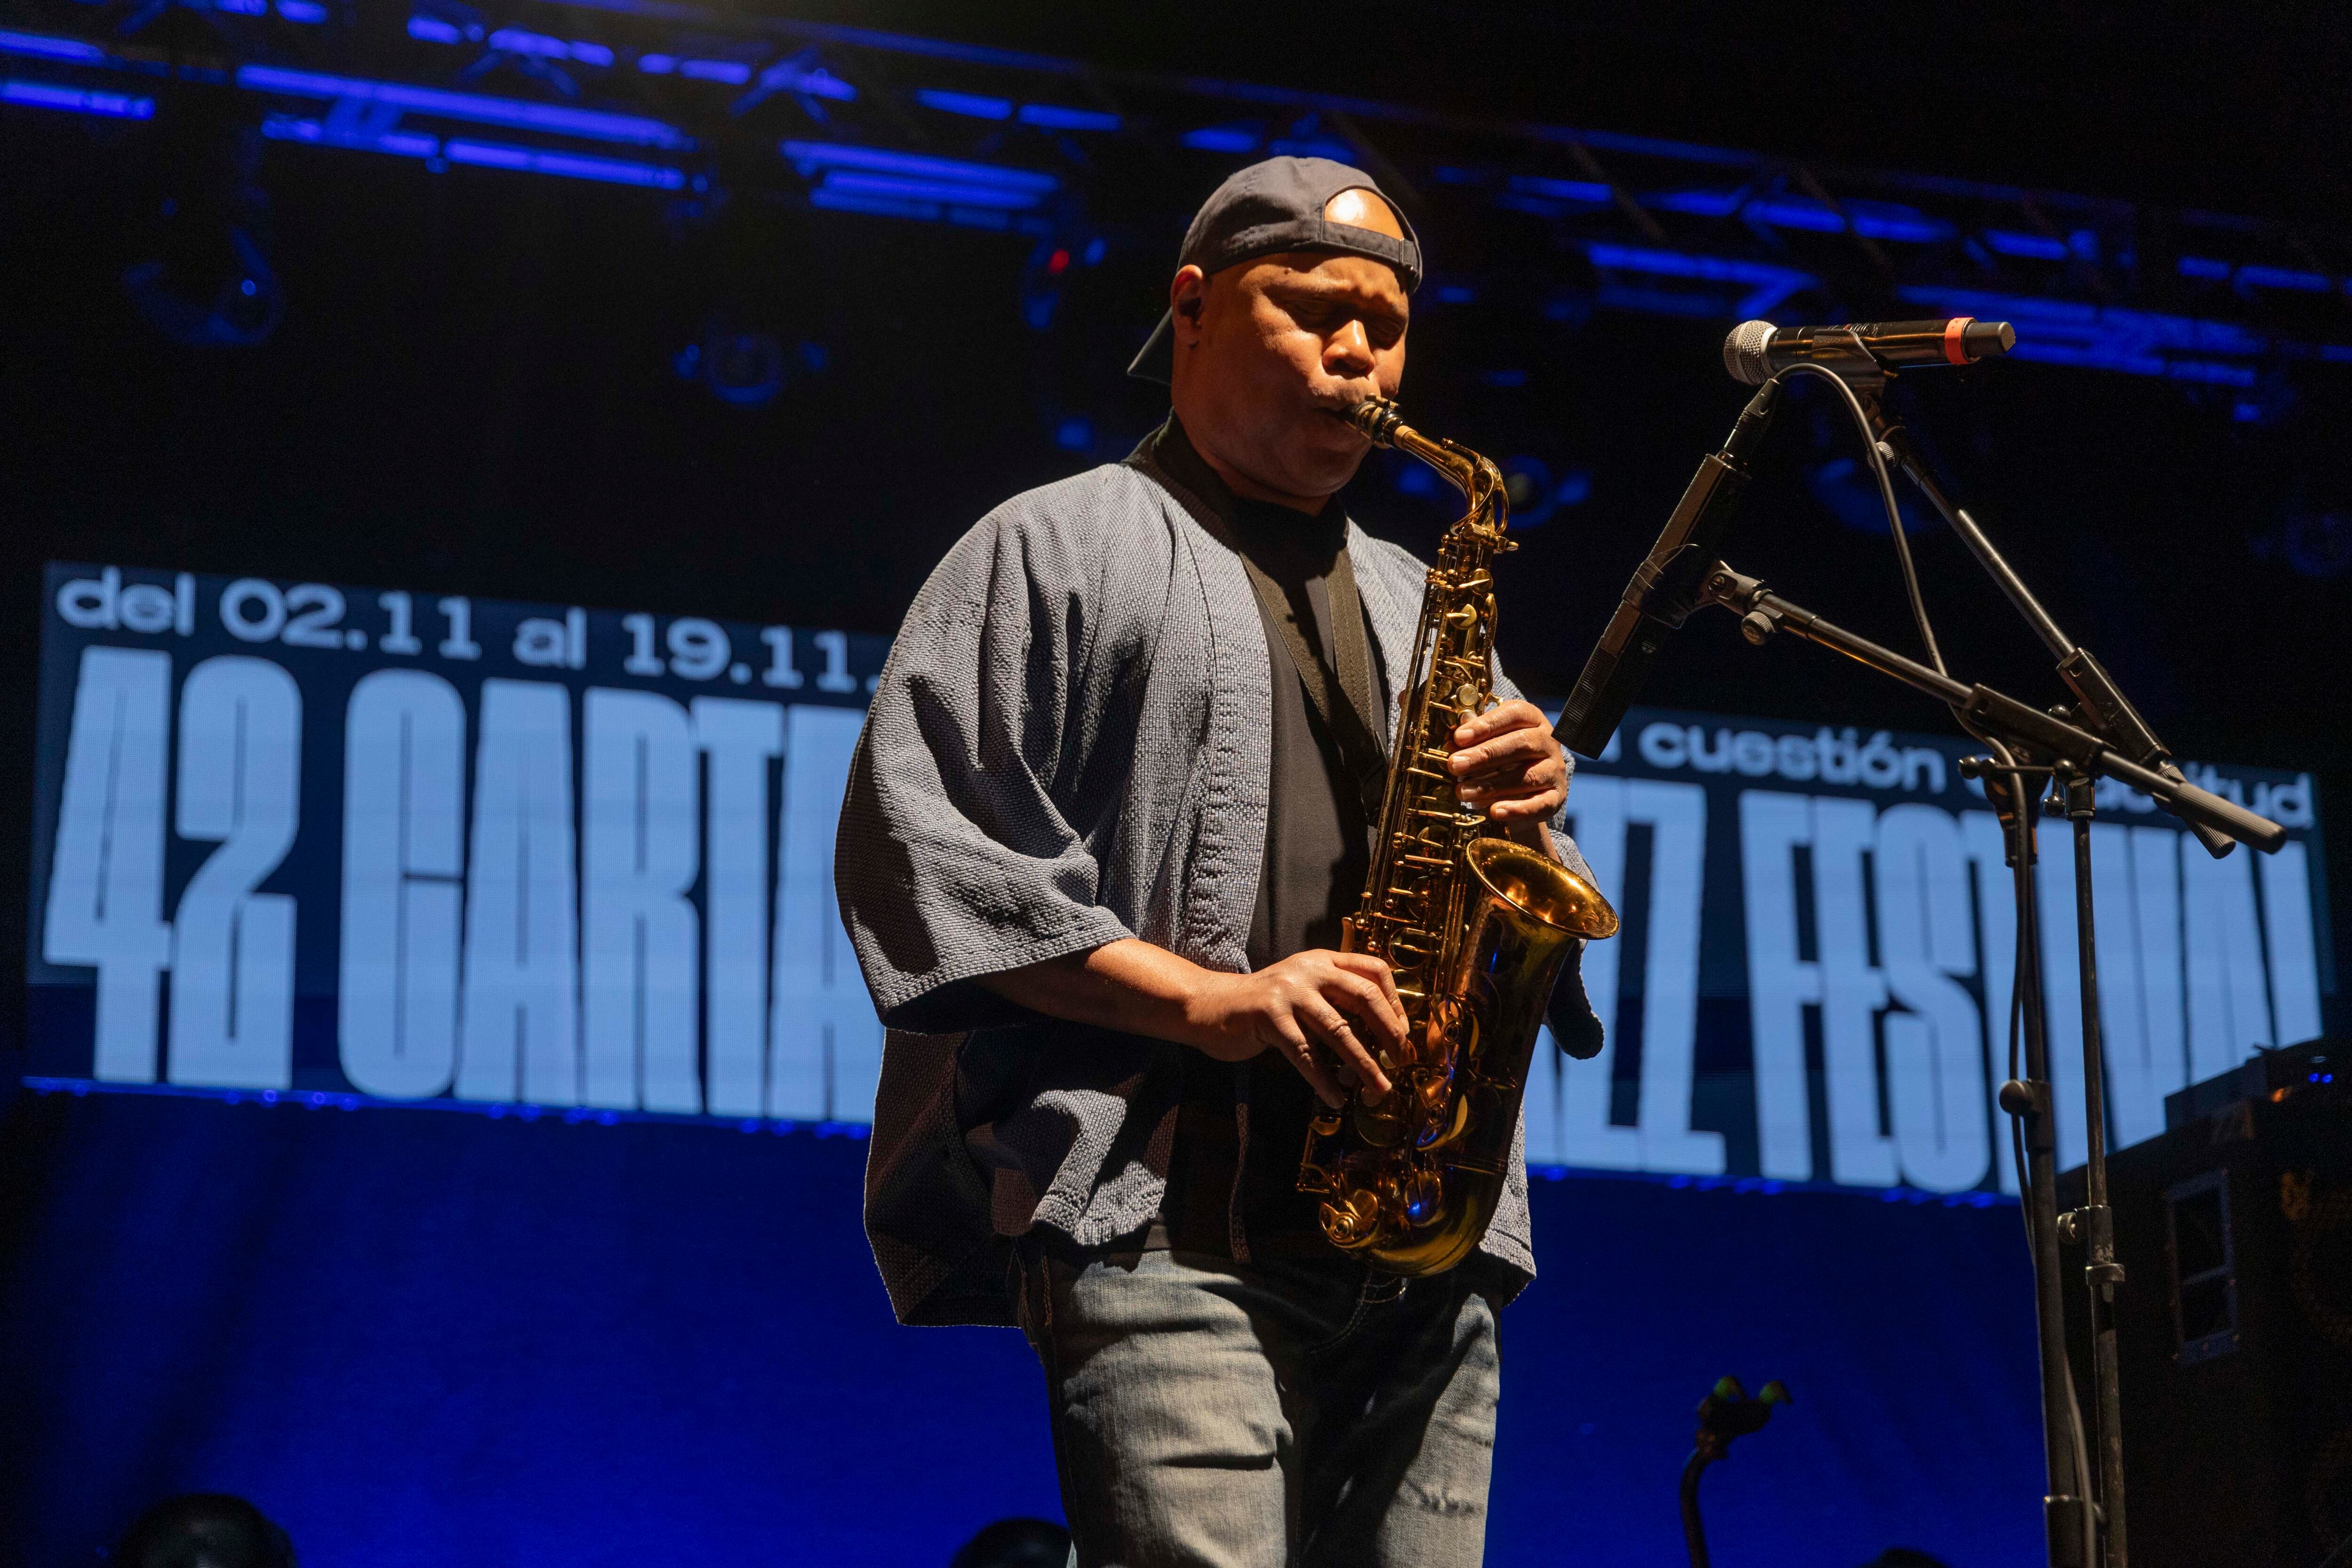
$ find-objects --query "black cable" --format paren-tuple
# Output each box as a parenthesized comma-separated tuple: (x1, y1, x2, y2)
(1780, 361, 1949, 678)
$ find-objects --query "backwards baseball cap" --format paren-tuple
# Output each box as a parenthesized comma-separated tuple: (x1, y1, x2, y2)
(1127, 155, 1423, 385)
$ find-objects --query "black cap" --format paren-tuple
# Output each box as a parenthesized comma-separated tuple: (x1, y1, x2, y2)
(1127, 155, 1422, 384)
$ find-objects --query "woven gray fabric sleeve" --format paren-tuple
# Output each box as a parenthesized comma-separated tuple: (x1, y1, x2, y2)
(835, 478, 1146, 1034)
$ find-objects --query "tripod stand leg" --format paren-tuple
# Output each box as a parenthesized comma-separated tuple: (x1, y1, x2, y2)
(2064, 774, 2130, 1568)
(1986, 758, 2091, 1568)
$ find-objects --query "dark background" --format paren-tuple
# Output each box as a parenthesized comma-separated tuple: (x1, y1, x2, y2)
(3, 5, 2348, 1562)
(781, 1, 2352, 228)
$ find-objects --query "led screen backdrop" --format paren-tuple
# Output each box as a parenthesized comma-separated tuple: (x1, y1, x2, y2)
(27, 562, 2332, 1195)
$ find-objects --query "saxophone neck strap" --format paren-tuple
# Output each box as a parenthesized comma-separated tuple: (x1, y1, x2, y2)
(1235, 544, 1391, 833)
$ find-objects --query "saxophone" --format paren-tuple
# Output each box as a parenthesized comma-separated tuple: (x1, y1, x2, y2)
(1297, 396, 1621, 1276)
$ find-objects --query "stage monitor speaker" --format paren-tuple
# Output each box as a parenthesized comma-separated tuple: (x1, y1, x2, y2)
(2061, 1039, 2351, 1568)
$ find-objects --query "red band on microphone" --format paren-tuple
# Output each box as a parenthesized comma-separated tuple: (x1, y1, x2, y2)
(1944, 317, 1973, 366)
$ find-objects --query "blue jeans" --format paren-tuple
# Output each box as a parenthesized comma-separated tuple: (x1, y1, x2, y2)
(1015, 1243, 1505, 1568)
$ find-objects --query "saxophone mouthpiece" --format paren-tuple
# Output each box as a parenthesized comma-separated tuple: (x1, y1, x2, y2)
(1344, 395, 1404, 447)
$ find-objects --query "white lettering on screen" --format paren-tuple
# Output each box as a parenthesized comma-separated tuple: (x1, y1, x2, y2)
(42, 647, 175, 1082)
(1874, 805, 1989, 1194)
(1639, 722, 1949, 795)
(339, 670, 465, 1098)
(34, 630, 2329, 1195)
(1734, 791, 2322, 1193)
(457, 679, 581, 1105)
(693, 698, 783, 1118)
(581, 689, 701, 1113)
(167, 657, 302, 1090)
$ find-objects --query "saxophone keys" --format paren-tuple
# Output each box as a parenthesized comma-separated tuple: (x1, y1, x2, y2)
(1410, 1067, 1452, 1120)
(1351, 1088, 1409, 1149)
(1415, 1086, 1473, 1154)
(1397, 1165, 1444, 1229)
(1320, 1186, 1384, 1249)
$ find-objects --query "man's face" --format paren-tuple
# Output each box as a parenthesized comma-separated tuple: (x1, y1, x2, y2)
(1168, 192, 1410, 508)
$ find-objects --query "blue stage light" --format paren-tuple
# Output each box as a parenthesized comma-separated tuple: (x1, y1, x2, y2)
(809, 189, 937, 221)
(261, 111, 685, 188)
(1984, 230, 2070, 261)
(262, 112, 438, 159)
(2236, 264, 2333, 293)
(407, 15, 463, 42)
(0, 29, 107, 63)
(1584, 241, 1811, 289)
(488, 28, 614, 67)
(443, 138, 685, 188)
(749, 59, 856, 103)
(780, 139, 1056, 194)
(818, 170, 1042, 209)
(2, 79, 152, 118)
(1762, 197, 1949, 243)
(236, 64, 691, 148)
(1647, 189, 1952, 243)
(1652, 189, 1740, 220)
(1393, 460, 1440, 499)
(916, 88, 1012, 120)
(277, 0, 326, 21)
(1017, 103, 1118, 132)
(1508, 175, 1611, 204)
(1180, 125, 1257, 153)
(1501, 455, 1552, 526)
(1497, 457, 1589, 529)
(679, 59, 750, 84)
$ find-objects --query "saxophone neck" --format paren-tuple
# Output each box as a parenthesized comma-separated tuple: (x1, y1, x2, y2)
(1344, 396, 1511, 546)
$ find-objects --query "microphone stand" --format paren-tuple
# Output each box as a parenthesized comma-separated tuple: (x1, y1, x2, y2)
(1810, 346, 2236, 862)
(1687, 558, 2283, 1568)
(1843, 365, 2240, 1564)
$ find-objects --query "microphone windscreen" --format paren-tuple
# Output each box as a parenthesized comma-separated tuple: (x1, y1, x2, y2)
(1723, 319, 1777, 385)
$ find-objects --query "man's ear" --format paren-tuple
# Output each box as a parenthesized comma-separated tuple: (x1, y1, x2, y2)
(1169, 265, 1208, 342)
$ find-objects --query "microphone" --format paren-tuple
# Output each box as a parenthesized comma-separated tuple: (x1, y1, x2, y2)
(1553, 379, 1783, 759)
(1723, 317, 2016, 385)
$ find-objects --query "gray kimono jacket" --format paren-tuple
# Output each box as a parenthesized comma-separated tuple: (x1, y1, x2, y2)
(836, 441, 1590, 1326)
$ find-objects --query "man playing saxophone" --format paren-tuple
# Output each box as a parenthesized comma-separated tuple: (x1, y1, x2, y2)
(838, 156, 1591, 1567)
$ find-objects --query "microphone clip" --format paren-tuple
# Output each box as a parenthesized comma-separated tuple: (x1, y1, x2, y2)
(1803, 329, 1887, 392)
